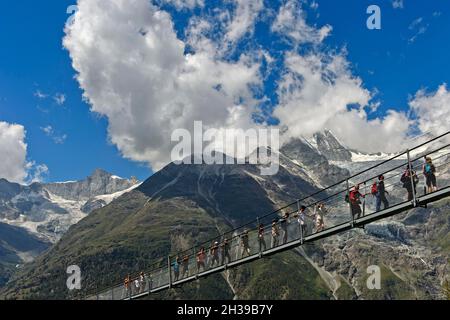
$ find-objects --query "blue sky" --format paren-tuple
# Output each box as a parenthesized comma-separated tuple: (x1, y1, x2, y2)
(0, 0, 449, 183)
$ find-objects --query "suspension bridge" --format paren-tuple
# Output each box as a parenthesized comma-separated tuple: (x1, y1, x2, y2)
(86, 131, 450, 300)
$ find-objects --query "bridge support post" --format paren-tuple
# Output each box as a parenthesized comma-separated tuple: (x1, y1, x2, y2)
(194, 247, 198, 279)
(257, 217, 262, 258)
(362, 182, 366, 217)
(297, 200, 304, 244)
(346, 179, 354, 227)
(407, 149, 417, 207)
(168, 256, 172, 289)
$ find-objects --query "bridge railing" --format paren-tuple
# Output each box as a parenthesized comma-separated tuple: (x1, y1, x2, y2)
(86, 131, 450, 300)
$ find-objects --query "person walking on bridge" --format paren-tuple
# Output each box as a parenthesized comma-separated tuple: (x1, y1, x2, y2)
(349, 185, 364, 219)
(271, 220, 279, 248)
(296, 205, 308, 237)
(280, 212, 290, 244)
(209, 241, 220, 267)
(181, 254, 190, 278)
(220, 237, 232, 265)
(314, 203, 326, 232)
(139, 272, 146, 294)
(172, 256, 180, 282)
(240, 229, 251, 258)
(196, 247, 206, 273)
(423, 156, 437, 193)
(258, 224, 267, 252)
(401, 166, 419, 201)
(376, 175, 389, 212)
(123, 274, 131, 299)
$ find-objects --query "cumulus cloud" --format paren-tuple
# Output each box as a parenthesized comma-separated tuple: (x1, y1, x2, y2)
(272, 51, 412, 153)
(64, 0, 263, 170)
(0, 121, 29, 183)
(26, 162, 49, 184)
(409, 84, 450, 137)
(63, 0, 447, 171)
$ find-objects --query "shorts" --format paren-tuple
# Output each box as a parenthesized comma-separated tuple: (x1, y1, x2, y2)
(426, 174, 436, 187)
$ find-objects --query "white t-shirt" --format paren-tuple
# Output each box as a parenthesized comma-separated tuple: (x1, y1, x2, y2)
(298, 212, 306, 225)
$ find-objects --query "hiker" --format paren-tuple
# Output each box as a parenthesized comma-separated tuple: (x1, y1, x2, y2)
(314, 203, 325, 232)
(134, 277, 140, 294)
(296, 205, 308, 237)
(172, 256, 180, 281)
(209, 241, 220, 267)
(401, 166, 419, 201)
(220, 237, 232, 265)
(423, 156, 437, 193)
(181, 254, 190, 278)
(348, 185, 365, 219)
(240, 229, 251, 258)
(375, 175, 389, 212)
(280, 212, 290, 244)
(139, 272, 146, 293)
(258, 224, 267, 251)
(271, 220, 280, 248)
(196, 247, 206, 272)
(123, 274, 131, 298)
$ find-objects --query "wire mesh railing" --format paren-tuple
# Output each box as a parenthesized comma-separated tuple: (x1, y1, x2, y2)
(86, 131, 450, 300)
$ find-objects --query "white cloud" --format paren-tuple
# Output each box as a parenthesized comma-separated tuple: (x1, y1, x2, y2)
(225, 0, 264, 44)
(392, 0, 404, 9)
(159, 0, 204, 10)
(0, 121, 29, 183)
(310, 1, 319, 11)
(272, 50, 412, 153)
(64, 0, 262, 170)
(408, 17, 428, 43)
(409, 17, 423, 30)
(41, 125, 68, 144)
(63, 0, 447, 168)
(53, 93, 66, 106)
(26, 162, 49, 184)
(34, 90, 49, 99)
(409, 84, 450, 137)
(271, 0, 332, 45)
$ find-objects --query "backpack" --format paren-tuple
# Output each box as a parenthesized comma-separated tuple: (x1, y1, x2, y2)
(349, 190, 358, 203)
(345, 194, 349, 203)
(371, 182, 378, 195)
(425, 163, 432, 174)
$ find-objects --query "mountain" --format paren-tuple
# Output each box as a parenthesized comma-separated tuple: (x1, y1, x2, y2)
(44, 169, 137, 201)
(0, 222, 51, 287)
(0, 169, 139, 243)
(0, 145, 339, 299)
(1, 130, 448, 300)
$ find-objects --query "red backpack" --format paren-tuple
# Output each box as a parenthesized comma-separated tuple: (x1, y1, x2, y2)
(371, 182, 378, 195)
